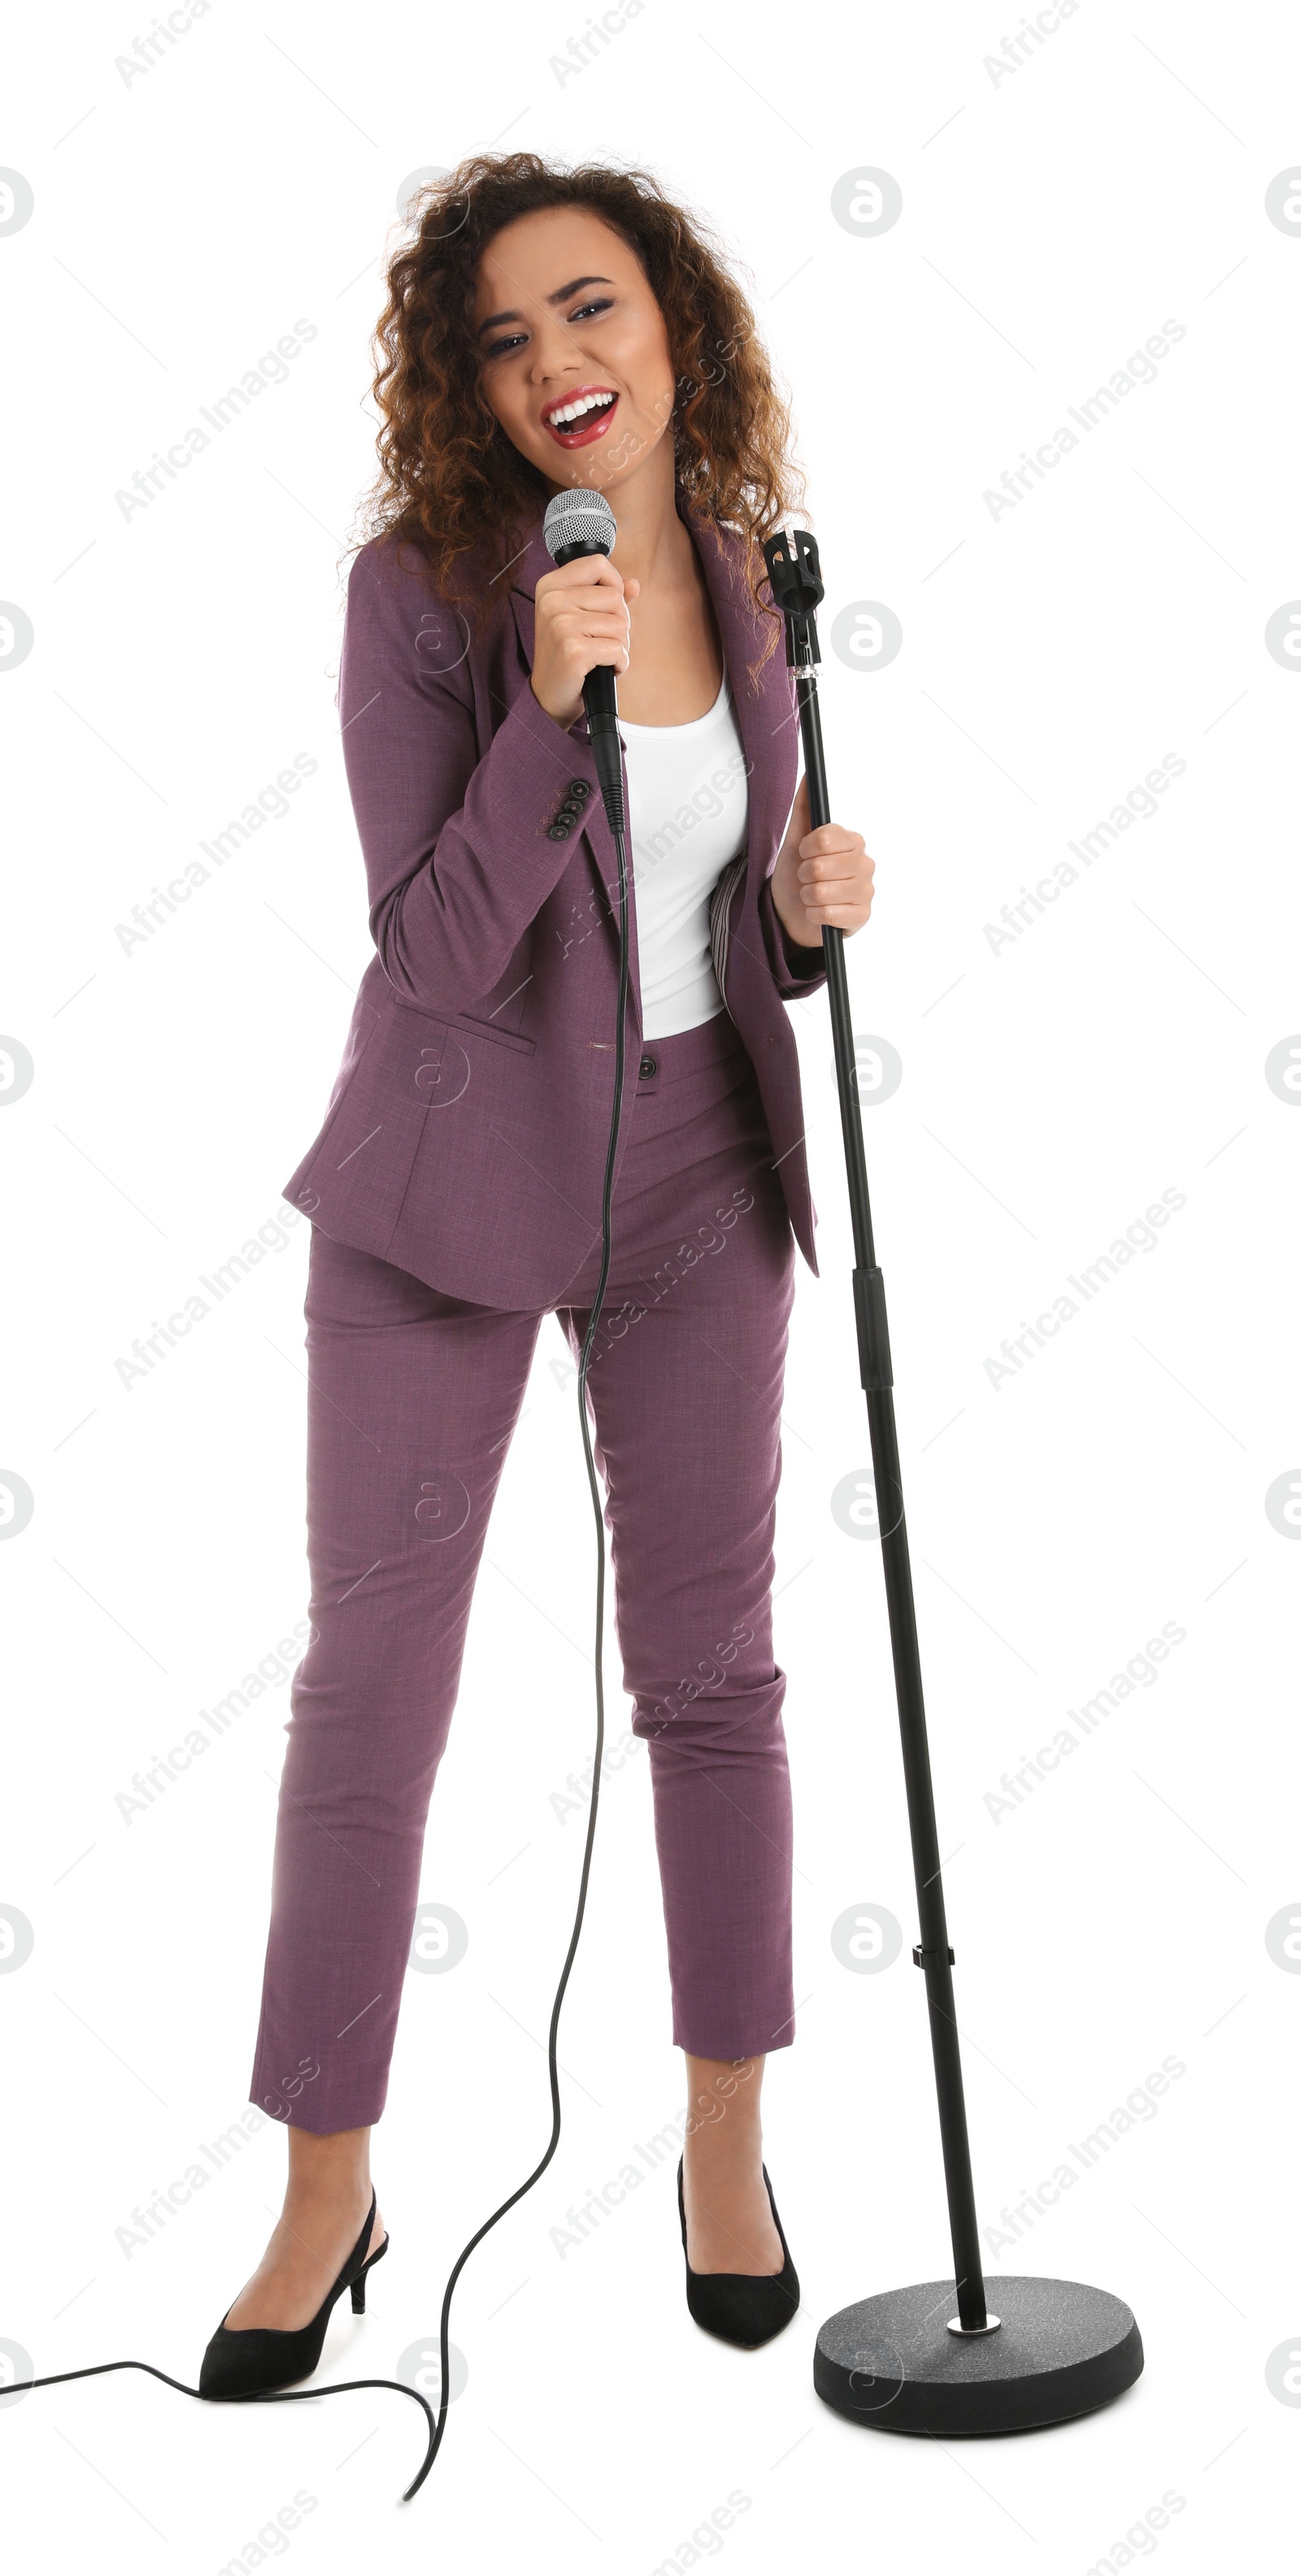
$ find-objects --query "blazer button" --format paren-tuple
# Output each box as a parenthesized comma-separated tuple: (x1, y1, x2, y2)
(568, 778, 591, 798)
(547, 822, 571, 840)
(639, 1053, 657, 1078)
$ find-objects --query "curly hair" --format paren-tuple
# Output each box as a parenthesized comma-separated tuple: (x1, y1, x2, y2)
(353, 151, 807, 671)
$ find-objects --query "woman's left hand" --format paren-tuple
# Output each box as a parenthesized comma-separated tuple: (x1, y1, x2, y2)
(769, 776, 876, 948)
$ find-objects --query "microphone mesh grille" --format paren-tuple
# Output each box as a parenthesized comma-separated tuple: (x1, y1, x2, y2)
(543, 488, 617, 561)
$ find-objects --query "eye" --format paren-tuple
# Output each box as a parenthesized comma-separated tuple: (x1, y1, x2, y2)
(482, 297, 615, 363)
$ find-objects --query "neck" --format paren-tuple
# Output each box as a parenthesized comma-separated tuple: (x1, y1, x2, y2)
(548, 433, 690, 591)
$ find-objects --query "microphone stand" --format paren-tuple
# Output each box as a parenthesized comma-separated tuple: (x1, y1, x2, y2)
(763, 529, 1143, 2435)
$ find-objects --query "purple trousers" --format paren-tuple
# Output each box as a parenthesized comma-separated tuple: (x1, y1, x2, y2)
(249, 1007, 798, 2133)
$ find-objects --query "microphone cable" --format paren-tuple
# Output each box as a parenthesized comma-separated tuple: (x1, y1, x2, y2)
(399, 784, 631, 2500)
(11, 660, 633, 2518)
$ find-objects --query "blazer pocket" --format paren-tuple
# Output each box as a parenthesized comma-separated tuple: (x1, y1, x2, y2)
(447, 1010, 537, 1056)
(386, 990, 537, 1056)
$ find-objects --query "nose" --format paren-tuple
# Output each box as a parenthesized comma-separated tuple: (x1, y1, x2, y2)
(529, 310, 585, 381)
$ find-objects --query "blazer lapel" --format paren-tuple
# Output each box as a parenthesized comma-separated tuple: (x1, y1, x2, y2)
(680, 503, 794, 893)
(506, 520, 552, 673)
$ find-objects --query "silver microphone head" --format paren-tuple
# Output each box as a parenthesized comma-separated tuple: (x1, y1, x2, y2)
(543, 487, 618, 562)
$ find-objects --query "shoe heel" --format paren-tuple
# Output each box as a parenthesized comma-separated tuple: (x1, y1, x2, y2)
(350, 2274, 368, 2314)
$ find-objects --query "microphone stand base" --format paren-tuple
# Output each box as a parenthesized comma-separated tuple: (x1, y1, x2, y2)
(813, 2275, 1142, 2436)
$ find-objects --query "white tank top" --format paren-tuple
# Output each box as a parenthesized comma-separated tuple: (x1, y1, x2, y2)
(619, 672, 750, 1041)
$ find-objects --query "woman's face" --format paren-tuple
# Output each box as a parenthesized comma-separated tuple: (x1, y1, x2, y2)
(472, 206, 677, 498)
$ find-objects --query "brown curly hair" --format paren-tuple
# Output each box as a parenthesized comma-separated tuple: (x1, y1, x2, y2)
(354, 151, 807, 670)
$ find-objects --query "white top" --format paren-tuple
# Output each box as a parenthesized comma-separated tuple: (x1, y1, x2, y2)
(619, 672, 749, 1041)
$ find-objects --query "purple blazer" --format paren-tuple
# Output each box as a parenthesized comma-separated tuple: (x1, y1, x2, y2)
(281, 490, 829, 1308)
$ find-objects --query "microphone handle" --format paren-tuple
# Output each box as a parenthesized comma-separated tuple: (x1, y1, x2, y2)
(581, 664, 624, 834)
(546, 532, 626, 833)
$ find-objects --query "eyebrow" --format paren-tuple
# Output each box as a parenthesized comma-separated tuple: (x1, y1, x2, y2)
(475, 276, 615, 342)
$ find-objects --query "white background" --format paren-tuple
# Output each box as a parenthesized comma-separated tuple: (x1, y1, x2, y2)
(1, 2, 1297, 2568)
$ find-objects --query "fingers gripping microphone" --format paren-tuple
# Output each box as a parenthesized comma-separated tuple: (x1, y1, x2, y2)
(542, 487, 626, 835)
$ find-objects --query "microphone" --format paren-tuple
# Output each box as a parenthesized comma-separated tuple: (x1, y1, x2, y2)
(542, 487, 625, 835)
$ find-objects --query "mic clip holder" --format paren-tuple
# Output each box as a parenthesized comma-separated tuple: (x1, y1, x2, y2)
(762, 528, 825, 672)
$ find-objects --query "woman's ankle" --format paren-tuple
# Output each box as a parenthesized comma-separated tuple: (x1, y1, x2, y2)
(682, 2053, 766, 2160)
(284, 2121, 372, 2205)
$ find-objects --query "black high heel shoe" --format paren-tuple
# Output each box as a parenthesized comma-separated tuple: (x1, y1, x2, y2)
(199, 2189, 388, 2400)
(677, 2156, 799, 2348)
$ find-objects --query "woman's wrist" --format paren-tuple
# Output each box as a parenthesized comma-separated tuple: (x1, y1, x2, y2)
(529, 675, 581, 732)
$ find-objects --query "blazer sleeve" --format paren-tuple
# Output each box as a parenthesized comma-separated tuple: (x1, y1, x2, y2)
(337, 537, 594, 1015)
(756, 866, 829, 1000)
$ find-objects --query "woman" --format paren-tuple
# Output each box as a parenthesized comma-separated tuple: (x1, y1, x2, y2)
(200, 154, 874, 2397)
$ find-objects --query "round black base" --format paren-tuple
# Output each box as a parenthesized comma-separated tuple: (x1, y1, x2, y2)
(814, 2277, 1142, 2436)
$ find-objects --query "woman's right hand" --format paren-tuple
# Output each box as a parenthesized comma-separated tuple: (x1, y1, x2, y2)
(530, 554, 641, 730)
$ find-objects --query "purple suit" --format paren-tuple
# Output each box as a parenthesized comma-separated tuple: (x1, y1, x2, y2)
(250, 494, 829, 2129)
(281, 493, 827, 1303)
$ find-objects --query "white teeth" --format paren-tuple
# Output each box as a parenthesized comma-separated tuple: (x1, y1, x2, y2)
(549, 391, 615, 428)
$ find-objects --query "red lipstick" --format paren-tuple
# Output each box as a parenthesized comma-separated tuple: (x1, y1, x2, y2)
(542, 386, 620, 449)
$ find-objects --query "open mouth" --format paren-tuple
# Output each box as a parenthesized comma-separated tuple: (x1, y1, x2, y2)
(542, 388, 620, 447)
